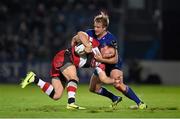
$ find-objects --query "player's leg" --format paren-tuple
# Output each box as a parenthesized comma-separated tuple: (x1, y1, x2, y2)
(61, 64, 79, 104)
(61, 64, 85, 109)
(51, 77, 64, 100)
(89, 73, 102, 93)
(35, 76, 64, 100)
(112, 69, 147, 109)
(89, 73, 122, 108)
(21, 71, 64, 100)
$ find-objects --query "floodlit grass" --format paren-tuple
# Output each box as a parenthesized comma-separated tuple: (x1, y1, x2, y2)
(0, 84, 180, 118)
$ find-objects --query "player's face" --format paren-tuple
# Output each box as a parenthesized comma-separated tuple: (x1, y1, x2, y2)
(94, 22, 106, 37)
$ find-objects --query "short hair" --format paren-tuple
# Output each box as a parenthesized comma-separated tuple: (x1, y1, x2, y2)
(94, 11, 109, 28)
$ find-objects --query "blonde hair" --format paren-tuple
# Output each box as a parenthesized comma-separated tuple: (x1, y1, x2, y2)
(94, 11, 109, 28)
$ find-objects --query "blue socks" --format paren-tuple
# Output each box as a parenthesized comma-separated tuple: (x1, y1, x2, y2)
(123, 86, 141, 105)
(96, 86, 141, 105)
(97, 87, 119, 102)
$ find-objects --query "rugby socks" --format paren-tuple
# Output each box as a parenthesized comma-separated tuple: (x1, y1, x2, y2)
(117, 85, 141, 105)
(67, 80, 78, 104)
(34, 76, 55, 98)
(97, 87, 119, 102)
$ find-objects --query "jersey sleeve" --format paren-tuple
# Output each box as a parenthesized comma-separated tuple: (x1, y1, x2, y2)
(86, 29, 92, 36)
(109, 35, 118, 49)
(86, 29, 96, 38)
(110, 40, 117, 49)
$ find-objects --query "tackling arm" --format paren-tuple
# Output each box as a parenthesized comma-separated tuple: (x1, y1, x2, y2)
(95, 49, 118, 64)
(77, 31, 91, 47)
(95, 66, 115, 84)
(72, 31, 92, 53)
(98, 71, 115, 84)
(71, 35, 80, 46)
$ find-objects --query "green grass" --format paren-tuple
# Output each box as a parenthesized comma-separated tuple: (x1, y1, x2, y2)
(0, 84, 180, 118)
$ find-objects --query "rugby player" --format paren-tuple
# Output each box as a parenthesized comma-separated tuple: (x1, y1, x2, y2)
(21, 31, 118, 110)
(84, 11, 147, 109)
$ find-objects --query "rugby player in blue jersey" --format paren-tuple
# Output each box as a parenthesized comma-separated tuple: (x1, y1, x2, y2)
(73, 11, 147, 109)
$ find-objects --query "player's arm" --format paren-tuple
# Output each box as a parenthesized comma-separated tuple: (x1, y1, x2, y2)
(94, 48, 118, 64)
(98, 71, 115, 84)
(95, 65, 115, 84)
(77, 31, 92, 53)
(72, 31, 92, 53)
(71, 35, 80, 46)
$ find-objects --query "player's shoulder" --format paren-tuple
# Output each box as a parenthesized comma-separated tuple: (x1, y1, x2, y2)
(107, 31, 116, 39)
(86, 29, 96, 38)
(86, 29, 94, 34)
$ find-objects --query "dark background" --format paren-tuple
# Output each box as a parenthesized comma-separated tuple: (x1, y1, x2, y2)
(0, 0, 180, 84)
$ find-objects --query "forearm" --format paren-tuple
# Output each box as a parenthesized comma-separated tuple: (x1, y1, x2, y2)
(71, 35, 80, 46)
(98, 49, 118, 64)
(98, 71, 114, 84)
(77, 31, 92, 53)
(77, 31, 91, 47)
(102, 58, 116, 64)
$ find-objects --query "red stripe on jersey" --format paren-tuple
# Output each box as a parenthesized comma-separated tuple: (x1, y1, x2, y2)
(67, 86, 77, 92)
(42, 83, 50, 92)
(88, 36, 99, 48)
(91, 39, 99, 48)
(98, 63, 106, 71)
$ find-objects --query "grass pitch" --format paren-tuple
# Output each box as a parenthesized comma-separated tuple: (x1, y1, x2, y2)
(0, 84, 180, 118)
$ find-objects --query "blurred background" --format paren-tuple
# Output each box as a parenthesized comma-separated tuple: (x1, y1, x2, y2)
(0, 0, 180, 85)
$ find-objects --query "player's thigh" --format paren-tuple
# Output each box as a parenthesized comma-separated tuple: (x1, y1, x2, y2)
(61, 64, 79, 81)
(89, 74, 102, 92)
(110, 69, 123, 81)
(51, 77, 64, 98)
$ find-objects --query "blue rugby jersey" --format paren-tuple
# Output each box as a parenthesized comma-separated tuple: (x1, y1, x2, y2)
(86, 29, 117, 49)
(86, 29, 123, 76)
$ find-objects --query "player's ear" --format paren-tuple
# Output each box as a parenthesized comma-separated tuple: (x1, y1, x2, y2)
(103, 26, 107, 31)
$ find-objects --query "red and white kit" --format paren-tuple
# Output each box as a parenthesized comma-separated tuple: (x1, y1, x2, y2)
(50, 36, 105, 78)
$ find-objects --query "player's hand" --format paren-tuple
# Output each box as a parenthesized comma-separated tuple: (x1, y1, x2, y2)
(113, 79, 121, 86)
(71, 39, 77, 47)
(94, 53, 103, 61)
(84, 44, 92, 53)
(111, 78, 116, 84)
(71, 35, 79, 47)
